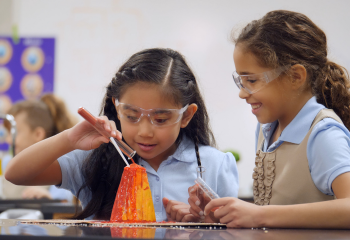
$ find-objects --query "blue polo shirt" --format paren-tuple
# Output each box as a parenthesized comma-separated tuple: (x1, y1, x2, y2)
(58, 136, 238, 221)
(139, 136, 238, 221)
(255, 96, 350, 195)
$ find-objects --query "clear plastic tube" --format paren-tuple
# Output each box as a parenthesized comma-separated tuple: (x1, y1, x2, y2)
(194, 176, 219, 200)
(77, 107, 136, 159)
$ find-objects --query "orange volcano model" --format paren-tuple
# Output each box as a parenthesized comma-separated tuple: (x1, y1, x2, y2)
(110, 163, 156, 222)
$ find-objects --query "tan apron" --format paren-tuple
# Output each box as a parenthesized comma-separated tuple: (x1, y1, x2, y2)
(253, 109, 338, 205)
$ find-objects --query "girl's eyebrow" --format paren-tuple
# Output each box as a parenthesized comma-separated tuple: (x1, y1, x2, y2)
(154, 109, 171, 114)
(123, 105, 139, 112)
(238, 71, 256, 75)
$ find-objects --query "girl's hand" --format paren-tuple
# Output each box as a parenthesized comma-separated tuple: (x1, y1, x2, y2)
(204, 197, 263, 228)
(67, 116, 122, 150)
(162, 197, 199, 222)
(188, 184, 218, 223)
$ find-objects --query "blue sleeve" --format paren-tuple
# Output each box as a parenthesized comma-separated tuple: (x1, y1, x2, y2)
(307, 118, 350, 195)
(57, 149, 92, 200)
(216, 152, 239, 198)
(255, 122, 260, 152)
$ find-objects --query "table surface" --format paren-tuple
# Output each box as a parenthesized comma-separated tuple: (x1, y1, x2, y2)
(0, 219, 350, 240)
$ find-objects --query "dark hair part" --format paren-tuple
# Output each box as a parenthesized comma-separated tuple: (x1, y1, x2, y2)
(5, 93, 77, 137)
(75, 48, 215, 219)
(233, 10, 350, 129)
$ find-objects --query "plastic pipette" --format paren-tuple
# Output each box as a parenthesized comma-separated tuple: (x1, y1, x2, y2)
(77, 107, 136, 167)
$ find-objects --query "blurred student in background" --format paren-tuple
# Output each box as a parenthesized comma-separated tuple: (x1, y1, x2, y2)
(3, 93, 77, 202)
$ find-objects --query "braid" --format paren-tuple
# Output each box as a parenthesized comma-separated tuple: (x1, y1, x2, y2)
(194, 116, 203, 177)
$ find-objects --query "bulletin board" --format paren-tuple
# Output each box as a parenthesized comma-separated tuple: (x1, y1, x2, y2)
(0, 36, 55, 147)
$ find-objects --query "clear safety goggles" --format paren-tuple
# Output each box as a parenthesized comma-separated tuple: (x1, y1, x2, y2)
(232, 66, 290, 94)
(115, 100, 189, 127)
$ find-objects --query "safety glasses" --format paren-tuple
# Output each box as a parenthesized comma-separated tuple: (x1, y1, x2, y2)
(115, 100, 189, 127)
(232, 66, 290, 94)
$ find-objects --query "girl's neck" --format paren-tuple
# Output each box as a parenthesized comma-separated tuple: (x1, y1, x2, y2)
(277, 91, 313, 133)
(143, 143, 177, 172)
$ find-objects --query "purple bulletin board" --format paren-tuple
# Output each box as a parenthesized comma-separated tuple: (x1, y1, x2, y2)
(0, 36, 55, 148)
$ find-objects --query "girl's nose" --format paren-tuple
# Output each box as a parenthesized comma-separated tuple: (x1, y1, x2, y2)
(238, 88, 250, 99)
(137, 117, 154, 138)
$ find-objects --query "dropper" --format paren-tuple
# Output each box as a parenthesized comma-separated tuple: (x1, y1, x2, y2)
(110, 138, 129, 167)
(77, 107, 136, 167)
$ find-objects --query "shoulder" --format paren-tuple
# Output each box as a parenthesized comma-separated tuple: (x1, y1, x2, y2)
(197, 144, 237, 170)
(307, 118, 350, 195)
(198, 144, 236, 161)
(309, 117, 350, 146)
(308, 117, 350, 159)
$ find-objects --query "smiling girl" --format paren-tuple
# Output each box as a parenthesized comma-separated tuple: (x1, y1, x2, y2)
(188, 10, 350, 228)
(5, 48, 239, 221)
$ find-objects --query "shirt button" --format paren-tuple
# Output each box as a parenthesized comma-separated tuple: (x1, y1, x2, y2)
(156, 177, 160, 181)
(155, 196, 160, 202)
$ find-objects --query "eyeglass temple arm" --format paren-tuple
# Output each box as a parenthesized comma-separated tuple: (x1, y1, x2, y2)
(0, 114, 16, 157)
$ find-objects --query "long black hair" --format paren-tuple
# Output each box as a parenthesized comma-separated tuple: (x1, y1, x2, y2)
(74, 48, 215, 219)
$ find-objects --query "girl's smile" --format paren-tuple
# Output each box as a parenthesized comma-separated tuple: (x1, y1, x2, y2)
(234, 44, 293, 125)
(250, 102, 262, 114)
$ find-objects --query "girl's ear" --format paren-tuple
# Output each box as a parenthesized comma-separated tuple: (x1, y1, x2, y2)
(290, 64, 307, 90)
(33, 127, 46, 142)
(180, 104, 198, 128)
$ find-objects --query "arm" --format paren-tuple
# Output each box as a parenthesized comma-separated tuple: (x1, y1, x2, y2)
(5, 117, 121, 186)
(204, 121, 350, 229)
(204, 172, 350, 229)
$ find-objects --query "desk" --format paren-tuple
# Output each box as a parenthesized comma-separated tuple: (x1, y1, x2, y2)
(0, 219, 350, 239)
(0, 200, 81, 219)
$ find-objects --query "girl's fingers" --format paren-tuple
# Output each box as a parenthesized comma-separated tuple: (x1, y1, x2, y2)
(97, 116, 111, 132)
(182, 214, 199, 223)
(218, 211, 233, 224)
(188, 198, 203, 217)
(188, 185, 198, 196)
(108, 121, 122, 139)
(188, 186, 201, 206)
(165, 199, 182, 214)
(204, 198, 231, 216)
(175, 208, 189, 222)
(96, 116, 122, 140)
(189, 207, 200, 218)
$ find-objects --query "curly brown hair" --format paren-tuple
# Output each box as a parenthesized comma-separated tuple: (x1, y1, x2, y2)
(233, 10, 350, 129)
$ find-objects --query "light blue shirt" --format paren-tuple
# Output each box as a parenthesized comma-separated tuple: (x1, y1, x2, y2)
(140, 136, 238, 221)
(255, 96, 350, 195)
(58, 137, 239, 221)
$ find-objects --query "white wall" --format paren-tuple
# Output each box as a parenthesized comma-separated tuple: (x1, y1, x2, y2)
(3, 0, 350, 197)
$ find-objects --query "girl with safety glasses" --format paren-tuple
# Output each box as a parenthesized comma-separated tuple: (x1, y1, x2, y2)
(189, 10, 350, 228)
(5, 48, 239, 221)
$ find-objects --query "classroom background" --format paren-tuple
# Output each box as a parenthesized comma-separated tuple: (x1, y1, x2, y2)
(0, 0, 349, 198)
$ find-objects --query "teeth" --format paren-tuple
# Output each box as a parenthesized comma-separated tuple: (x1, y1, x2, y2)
(251, 104, 261, 109)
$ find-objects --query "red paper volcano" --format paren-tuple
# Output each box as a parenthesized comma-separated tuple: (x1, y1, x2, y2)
(110, 163, 156, 222)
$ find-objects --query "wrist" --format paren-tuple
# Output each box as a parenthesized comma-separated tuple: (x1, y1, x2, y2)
(60, 129, 76, 152)
(255, 205, 268, 228)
